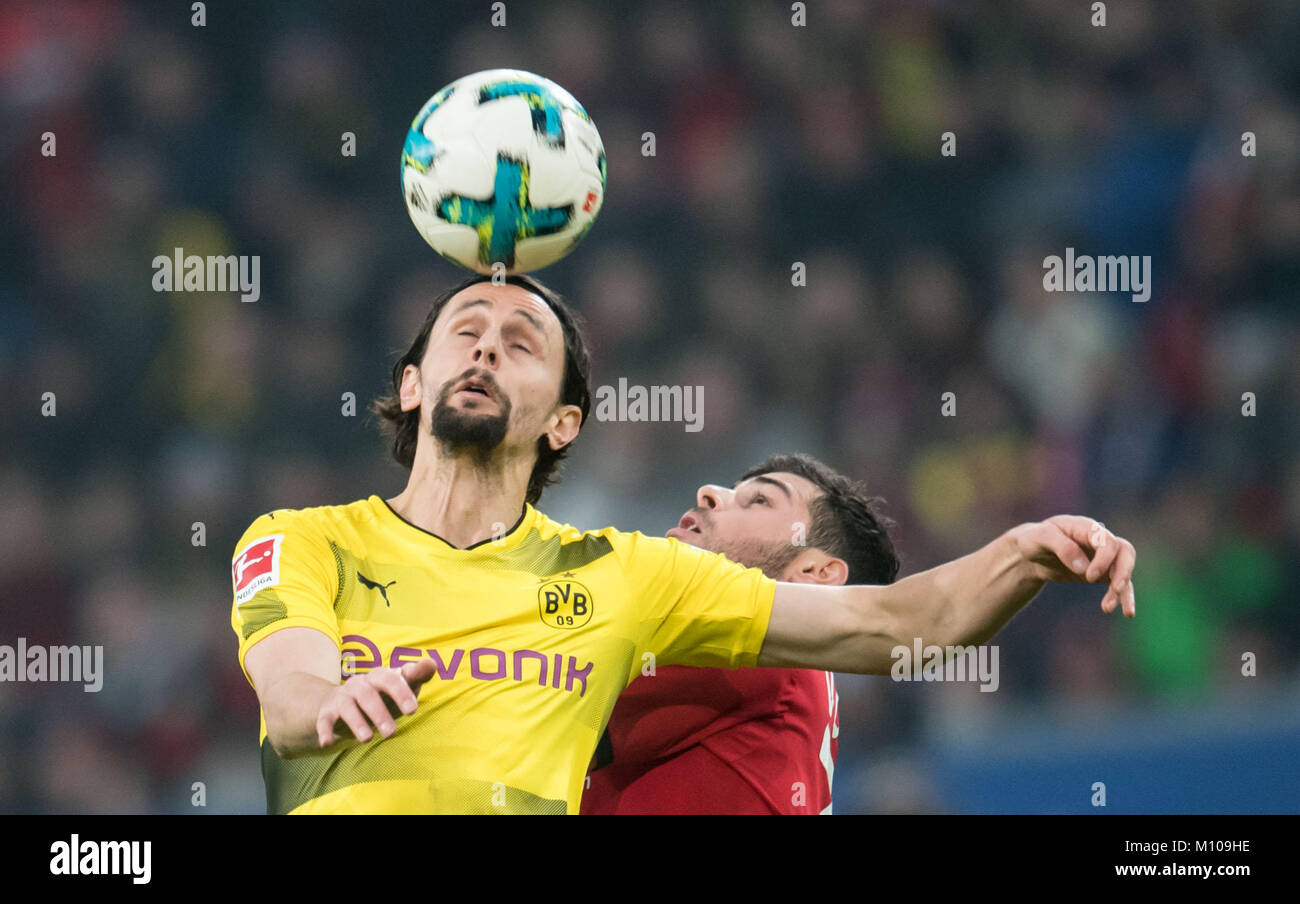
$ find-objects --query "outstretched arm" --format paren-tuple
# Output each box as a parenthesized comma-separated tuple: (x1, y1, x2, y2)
(757, 516, 1135, 673)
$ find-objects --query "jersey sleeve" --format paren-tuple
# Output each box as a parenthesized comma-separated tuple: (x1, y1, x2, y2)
(621, 532, 777, 671)
(230, 509, 342, 687)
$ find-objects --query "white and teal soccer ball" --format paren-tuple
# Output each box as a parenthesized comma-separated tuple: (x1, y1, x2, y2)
(401, 69, 606, 275)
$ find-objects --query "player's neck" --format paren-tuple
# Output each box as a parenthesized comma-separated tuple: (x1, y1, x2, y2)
(388, 445, 531, 548)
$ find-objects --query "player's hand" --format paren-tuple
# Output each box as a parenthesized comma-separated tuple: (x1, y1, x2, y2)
(315, 659, 439, 748)
(1009, 516, 1137, 618)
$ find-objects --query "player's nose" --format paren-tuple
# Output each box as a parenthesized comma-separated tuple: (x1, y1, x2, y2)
(697, 484, 733, 511)
(470, 330, 501, 367)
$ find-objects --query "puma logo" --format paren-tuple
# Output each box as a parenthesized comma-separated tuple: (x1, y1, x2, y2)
(356, 571, 397, 606)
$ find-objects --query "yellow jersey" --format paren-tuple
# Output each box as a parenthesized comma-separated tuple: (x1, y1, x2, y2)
(229, 495, 776, 814)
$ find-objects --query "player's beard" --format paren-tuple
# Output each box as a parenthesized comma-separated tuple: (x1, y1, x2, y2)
(430, 373, 511, 457)
(687, 511, 801, 581)
(716, 536, 801, 581)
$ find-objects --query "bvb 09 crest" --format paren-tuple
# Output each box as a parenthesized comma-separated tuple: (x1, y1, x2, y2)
(538, 579, 593, 629)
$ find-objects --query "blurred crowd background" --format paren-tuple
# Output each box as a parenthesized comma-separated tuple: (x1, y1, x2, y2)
(2, 0, 1297, 813)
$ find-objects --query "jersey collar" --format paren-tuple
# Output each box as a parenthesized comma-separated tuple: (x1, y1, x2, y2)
(370, 495, 538, 554)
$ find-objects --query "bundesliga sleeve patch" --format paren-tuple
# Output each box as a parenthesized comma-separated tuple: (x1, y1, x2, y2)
(232, 534, 284, 605)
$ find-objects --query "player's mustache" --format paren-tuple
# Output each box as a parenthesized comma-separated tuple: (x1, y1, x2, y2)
(440, 368, 504, 403)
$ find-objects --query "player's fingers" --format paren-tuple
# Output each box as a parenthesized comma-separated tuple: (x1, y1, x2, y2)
(375, 667, 421, 715)
(1084, 525, 1120, 583)
(1100, 587, 1118, 615)
(1109, 538, 1137, 595)
(1048, 514, 1107, 550)
(332, 696, 374, 744)
(316, 704, 339, 748)
(348, 679, 396, 738)
(1122, 571, 1137, 618)
(1038, 521, 1090, 578)
(401, 658, 439, 695)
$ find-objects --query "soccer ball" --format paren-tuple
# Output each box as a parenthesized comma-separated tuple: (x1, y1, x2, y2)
(400, 69, 606, 275)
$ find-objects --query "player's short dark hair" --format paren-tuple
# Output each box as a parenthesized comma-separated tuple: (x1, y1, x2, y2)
(739, 453, 900, 585)
(371, 273, 592, 505)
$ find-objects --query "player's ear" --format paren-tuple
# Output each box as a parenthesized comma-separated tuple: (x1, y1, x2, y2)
(398, 364, 422, 413)
(786, 550, 849, 587)
(544, 404, 583, 451)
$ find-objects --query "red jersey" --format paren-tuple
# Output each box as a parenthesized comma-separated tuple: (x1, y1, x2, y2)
(581, 665, 839, 814)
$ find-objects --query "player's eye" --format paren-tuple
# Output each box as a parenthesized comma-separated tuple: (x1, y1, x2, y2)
(750, 493, 768, 506)
(512, 343, 532, 354)
(458, 330, 479, 338)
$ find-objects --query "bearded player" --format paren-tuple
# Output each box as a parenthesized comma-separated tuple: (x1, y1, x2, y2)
(582, 453, 898, 815)
(230, 272, 1137, 814)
